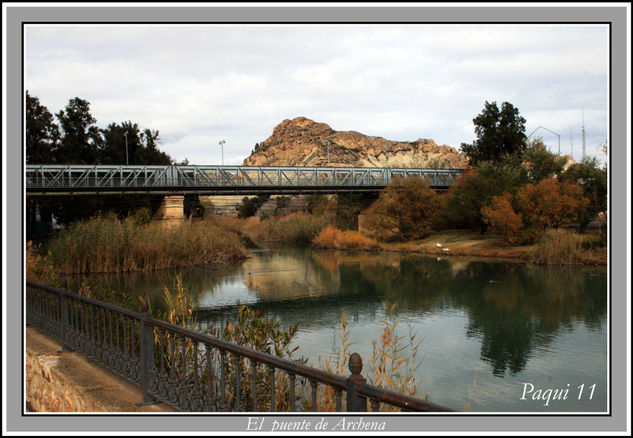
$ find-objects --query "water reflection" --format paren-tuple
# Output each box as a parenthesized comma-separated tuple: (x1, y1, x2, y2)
(77, 248, 607, 381)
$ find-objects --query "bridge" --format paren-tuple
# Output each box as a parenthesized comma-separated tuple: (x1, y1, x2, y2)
(26, 164, 463, 196)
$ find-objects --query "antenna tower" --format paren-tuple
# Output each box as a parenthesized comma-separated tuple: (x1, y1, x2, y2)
(581, 106, 586, 160)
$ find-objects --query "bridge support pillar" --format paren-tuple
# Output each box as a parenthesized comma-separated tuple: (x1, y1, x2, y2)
(156, 195, 185, 227)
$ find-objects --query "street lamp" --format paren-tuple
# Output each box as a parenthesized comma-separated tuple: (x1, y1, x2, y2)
(527, 125, 561, 155)
(124, 131, 129, 165)
(219, 139, 226, 165)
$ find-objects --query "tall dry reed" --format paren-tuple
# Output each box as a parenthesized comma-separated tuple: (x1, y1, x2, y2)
(249, 212, 332, 246)
(530, 228, 586, 265)
(46, 215, 247, 274)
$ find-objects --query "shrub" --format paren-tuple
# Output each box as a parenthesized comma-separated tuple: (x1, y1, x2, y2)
(237, 195, 270, 218)
(443, 161, 528, 232)
(26, 241, 61, 286)
(481, 192, 523, 245)
(364, 177, 441, 241)
(514, 178, 589, 233)
(559, 157, 607, 231)
(335, 193, 363, 230)
(313, 226, 379, 250)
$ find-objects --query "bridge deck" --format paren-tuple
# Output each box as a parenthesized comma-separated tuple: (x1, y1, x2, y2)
(26, 165, 463, 196)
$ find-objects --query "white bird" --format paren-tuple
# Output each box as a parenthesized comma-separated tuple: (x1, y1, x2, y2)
(436, 243, 442, 247)
(442, 248, 450, 252)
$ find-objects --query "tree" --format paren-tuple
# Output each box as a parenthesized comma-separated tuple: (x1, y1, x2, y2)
(514, 178, 589, 239)
(522, 138, 568, 184)
(442, 160, 528, 232)
(365, 177, 441, 240)
(559, 157, 607, 232)
(55, 97, 102, 164)
(100, 121, 171, 165)
(460, 101, 527, 165)
(481, 192, 523, 245)
(26, 91, 59, 164)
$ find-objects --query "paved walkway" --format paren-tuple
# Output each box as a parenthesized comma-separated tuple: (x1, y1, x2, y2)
(26, 326, 174, 412)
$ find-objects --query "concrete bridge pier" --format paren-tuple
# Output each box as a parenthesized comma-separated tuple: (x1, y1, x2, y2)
(155, 195, 185, 226)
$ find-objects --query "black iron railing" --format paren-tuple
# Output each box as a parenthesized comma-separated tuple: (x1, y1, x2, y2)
(26, 280, 453, 412)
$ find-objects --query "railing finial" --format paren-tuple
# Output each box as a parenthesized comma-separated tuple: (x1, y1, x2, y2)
(348, 352, 363, 375)
(140, 295, 149, 313)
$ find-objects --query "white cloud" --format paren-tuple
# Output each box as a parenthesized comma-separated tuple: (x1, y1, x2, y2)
(25, 23, 609, 164)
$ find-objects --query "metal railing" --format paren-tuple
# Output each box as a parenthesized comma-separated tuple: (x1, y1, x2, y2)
(26, 280, 453, 412)
(25, 165, 463, 195)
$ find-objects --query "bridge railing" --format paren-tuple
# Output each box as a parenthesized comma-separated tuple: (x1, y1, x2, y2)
(26, 280, 453, 413)
(26, 165, 463, 191)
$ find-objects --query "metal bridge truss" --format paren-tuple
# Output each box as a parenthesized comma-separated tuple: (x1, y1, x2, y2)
(26, 165, 463, 195)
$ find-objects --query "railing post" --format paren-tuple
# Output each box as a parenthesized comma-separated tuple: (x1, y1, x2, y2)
(346, 352, 367, 412)
(139, 298, 157, 405)
(58, 280, 72, 352)
(60, 290, 72, 352)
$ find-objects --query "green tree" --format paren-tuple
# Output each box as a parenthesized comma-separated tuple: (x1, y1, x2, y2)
(460, 101, 527, 165)
(522, 138, 568, 184)
(55, 97, 103, 164)
(365, 177, 441, 240)
(26, 91, 60, 164)
(100, 121, 170, 165)
(335, 193, 363, 230)
(443, 160, 528, 232)
(559, 157, 607, 231)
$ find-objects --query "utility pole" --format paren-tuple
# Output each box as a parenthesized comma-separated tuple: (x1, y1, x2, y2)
(325, 138, 331, 166)
(219, 139, 225, 165)
(124, 131, 129, 165)
(570, 126, 573, 160)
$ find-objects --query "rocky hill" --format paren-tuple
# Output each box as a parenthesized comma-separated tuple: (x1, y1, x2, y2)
(243, 117, 468, 169)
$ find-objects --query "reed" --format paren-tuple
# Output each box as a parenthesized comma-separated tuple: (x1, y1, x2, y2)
(530, 228, 587, 265)
(26, 241, 61, 286)
(249, 212, 332, 246)
(45, 214, 247, 274)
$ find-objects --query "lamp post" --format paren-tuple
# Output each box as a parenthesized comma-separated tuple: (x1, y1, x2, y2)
(124, 131, 129, 165)
(219, 139, 225, 165)
(527, 125, 561, 155)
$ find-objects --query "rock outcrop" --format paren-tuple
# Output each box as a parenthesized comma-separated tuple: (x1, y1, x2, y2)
(243, 117, 468, 169)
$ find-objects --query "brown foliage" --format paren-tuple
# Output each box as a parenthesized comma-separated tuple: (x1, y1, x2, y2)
(515, 178, 589, 232)
(481, 192, 523, 245)
(481, 178, 590, 244)
(312, 226, 379, 250)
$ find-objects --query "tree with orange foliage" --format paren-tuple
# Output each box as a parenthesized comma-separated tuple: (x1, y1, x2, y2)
(514, 178, 589, 232)
(481, 192, 523, 245)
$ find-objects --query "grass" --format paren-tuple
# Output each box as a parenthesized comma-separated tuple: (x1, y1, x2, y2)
(44, 214, 247, 274)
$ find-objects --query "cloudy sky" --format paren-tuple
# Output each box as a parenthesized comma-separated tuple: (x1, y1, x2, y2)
(25, 23, 609, 165)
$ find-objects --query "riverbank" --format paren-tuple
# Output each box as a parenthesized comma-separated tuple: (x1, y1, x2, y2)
(378, 230, 607, 265)
(232, 213, 606, 265)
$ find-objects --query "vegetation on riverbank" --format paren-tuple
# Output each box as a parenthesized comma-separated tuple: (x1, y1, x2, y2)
(39, 213, 247, 275)
(313, 226, 380, 250)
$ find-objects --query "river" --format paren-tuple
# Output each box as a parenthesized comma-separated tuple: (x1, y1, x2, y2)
(71, 247, 608, 413)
